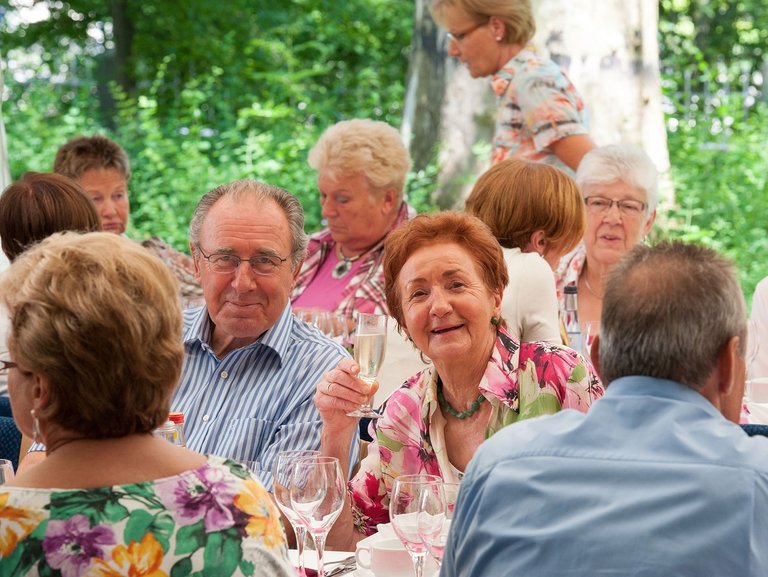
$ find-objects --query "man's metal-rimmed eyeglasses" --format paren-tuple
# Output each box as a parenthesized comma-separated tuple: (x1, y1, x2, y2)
(0, 360, 18, 374)
(446, 21, 486, 43)
(584, 196, 647, 217)
(196, 245, 289, 276)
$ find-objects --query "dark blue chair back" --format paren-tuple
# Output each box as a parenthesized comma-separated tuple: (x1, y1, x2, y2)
(0, 416, 20, 471)
(0, 395, 12, 418)
(741, 424, 768, 437)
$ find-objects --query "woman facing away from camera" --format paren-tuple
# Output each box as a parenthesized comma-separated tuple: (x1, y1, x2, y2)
(0, 232, 292, 576)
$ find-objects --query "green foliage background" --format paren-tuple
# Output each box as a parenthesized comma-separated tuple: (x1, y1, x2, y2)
(2, 0, 768, 301)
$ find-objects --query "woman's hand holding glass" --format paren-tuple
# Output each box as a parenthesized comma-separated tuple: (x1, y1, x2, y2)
(290, 456, 345, 577)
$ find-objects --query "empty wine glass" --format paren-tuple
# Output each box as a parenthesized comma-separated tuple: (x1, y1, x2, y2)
(290, 456, 345, 577)
(390, 474, 442, 577)
(0, 458, 14, 485)
(347, 312, 388, 418)
(273, 450, 320, 577)
(418, 481, 459, 568)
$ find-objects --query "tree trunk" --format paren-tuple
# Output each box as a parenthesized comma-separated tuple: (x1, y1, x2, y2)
(403, 0, 671, 209)
(533, 0, 671, 204)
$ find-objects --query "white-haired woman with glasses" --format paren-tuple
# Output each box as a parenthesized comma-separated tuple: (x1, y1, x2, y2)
(556, 144, 659, 327)
(430, 0, 595, 171)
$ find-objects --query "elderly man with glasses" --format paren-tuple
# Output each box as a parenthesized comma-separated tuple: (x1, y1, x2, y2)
(171, 179, 352, 491)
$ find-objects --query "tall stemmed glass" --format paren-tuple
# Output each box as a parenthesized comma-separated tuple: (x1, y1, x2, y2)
(417, 481, 460, 568)
(290, 456, 345, 577)
(390, 474, 442, 577)
(273, 450, 320, 577)
(0, 459, 14, 485)
(347, 312, 388, 418)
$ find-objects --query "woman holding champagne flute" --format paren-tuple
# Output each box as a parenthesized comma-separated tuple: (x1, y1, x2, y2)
(314, 212, 604, 549)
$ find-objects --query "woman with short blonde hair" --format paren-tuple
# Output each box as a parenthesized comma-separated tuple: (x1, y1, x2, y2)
(431, 0, 595, 170)
(292, 118, 416, 317)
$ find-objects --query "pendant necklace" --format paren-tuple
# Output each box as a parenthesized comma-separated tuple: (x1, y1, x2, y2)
(582, 268, 604, 300)
(332, 244, 364, 279)
(437, 377, 487, 419)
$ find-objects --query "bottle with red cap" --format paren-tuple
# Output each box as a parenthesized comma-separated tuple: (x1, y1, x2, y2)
(168, 412, 186, 447)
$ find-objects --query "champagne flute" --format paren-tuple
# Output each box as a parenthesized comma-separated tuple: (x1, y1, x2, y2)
(347, 312, 388, 418)
(390, 474, 442, 577)
(273, 450, 320, 577)
(0, 458, 14, 485)
(418, 481, 459, 568)
(290, 456, 345, 577)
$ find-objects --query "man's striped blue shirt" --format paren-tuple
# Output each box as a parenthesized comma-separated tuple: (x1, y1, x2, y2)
(171, 303, 352, 490)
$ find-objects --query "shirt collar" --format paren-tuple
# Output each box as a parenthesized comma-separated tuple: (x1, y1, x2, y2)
(422, 328, 520, 420)
(604, 375, 724, 420)
(183, 302, 294, 362)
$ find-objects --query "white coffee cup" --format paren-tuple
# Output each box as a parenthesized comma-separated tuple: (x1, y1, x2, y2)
(355, 538, 413, 577)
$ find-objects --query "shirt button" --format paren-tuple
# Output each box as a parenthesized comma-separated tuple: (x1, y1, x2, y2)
(221, 370, 229, 378)
(202, 414, 210, 422)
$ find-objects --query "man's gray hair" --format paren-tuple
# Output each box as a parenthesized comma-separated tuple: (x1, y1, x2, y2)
(189, 179, 308, 270)
(576, 144, 659, 213)
(599, 240, 746, 389)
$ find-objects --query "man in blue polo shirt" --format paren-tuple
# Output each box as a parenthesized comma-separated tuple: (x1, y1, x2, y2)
(444, 241, 768, 576)
(172, 179, 350, 490)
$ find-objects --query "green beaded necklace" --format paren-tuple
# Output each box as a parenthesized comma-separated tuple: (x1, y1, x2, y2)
(436, 377, 487, 419)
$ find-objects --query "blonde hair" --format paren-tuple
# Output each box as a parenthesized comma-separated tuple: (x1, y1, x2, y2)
(431, 0, 535, 45)
(308, 119, 411, 201)
(465, 159, 585, 258)
(0, 232, 183, 438)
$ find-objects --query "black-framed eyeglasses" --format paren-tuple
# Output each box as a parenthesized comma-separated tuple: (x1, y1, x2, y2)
(196, 245, 289, 276)
(584, 196, 647, 217)
(0, 359, 17, 374)
(446, 21, 486, 43)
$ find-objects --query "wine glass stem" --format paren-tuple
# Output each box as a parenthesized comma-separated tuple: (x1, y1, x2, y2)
(295, 525, 308, 577)
(410, 551, 428, 577)
(312, 533, 328, 577)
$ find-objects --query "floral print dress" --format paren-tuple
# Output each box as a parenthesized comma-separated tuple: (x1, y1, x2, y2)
(349, 328, 604, 535)
(0, 456, 293, 577)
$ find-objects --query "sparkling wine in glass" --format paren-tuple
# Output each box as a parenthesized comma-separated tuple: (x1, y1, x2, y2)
(347, 312, 387, 418)
(418, 481, 459, 568)
(273, 450, 319, 577)
(390, 474, 442, 577)
(290, 456, 345, 577)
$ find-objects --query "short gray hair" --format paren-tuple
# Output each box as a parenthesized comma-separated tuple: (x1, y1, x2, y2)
(576, 144, 659, 213)
(599, 241, 747, 389)
(189, 179, 308, 270)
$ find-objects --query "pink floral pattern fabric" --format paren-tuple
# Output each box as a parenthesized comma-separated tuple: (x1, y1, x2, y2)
(348, 328, 603, 535)
(491, 48, 589, 172)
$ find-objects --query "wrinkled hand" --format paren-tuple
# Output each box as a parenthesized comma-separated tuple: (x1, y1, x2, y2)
(314, 358, 379, 433)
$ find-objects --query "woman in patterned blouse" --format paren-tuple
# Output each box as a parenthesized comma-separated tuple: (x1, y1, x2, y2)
(314, 211, 604, 549)
(0, 233, 292, 577)
(431, 0, 595, 172)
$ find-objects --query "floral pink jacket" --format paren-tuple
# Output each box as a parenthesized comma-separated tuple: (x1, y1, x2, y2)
(348, 328, 604, 534)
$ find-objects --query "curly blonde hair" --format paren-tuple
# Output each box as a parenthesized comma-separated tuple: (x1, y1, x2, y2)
(0, 232, 183, 438)
(308, 119, 411, 201)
